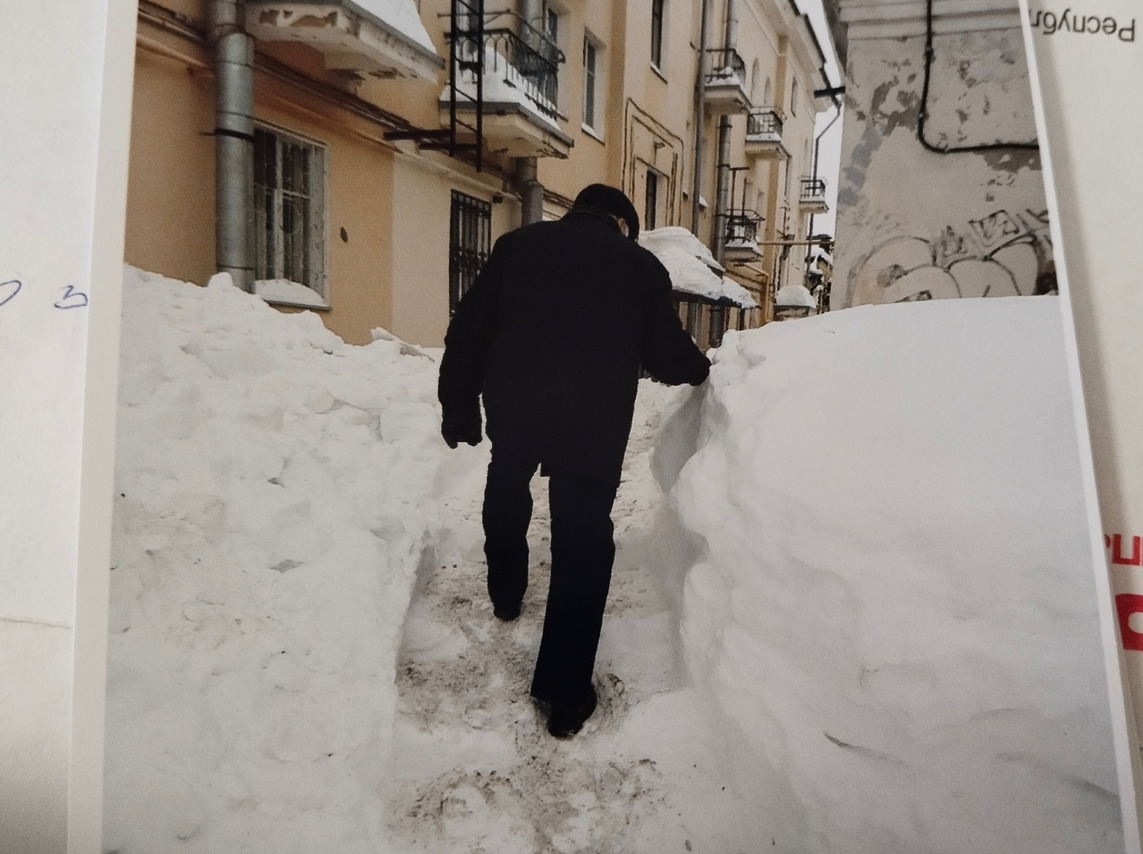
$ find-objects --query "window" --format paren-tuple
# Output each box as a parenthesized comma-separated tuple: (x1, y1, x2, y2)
(253, 125, 327, 297)
(453, 0, 481, 56)
(538, 3, 561, 105)
(542, 2, 559, 43)
(645, 169, 660, 231)
(791, 78, 799, 116)
(583, 36, 599, 130)
(449, 190, 492, 314)
(651, 0, 665, 68)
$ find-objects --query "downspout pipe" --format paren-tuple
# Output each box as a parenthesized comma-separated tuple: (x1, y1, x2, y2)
(209, 0, 255, 292)
(710, 0, 739, 266)
(515, 157, 544, 224)
(711, 115, 732, 265)
(691, 0, 711, 232)
(806, 97, 841, 251)
(709, 0, 739, 343)
(516, 0, 544, 225)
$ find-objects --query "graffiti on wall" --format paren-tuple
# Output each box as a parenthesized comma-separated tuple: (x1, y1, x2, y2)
(848, 208, 1052, 305)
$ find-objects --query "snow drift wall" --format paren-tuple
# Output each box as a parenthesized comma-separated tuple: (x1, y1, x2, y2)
(105, 268, 444, 851)
(663, 297, 1122, 852)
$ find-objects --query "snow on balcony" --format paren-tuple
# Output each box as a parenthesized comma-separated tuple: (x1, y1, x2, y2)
(246, 0, 444, 81)
(641, 227, 758, 309)
(703, 48, 750, 115)
(440, 41, 572, 159)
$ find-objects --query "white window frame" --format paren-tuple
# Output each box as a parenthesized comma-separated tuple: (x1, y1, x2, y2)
(253, 123, 329, 304)
(540, 2, 564, 111)
(582, 32, 604, 136)
(650, 0, 666, 71)
(542, 1, 560, 44)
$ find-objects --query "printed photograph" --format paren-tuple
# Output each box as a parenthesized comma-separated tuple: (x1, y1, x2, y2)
(3, 0, 1133, 851)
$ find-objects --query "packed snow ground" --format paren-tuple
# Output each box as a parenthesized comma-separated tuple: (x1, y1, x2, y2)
(104, 267, 1124, 853)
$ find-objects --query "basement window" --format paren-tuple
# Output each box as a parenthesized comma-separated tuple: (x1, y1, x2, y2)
(253, 125, 328, 308)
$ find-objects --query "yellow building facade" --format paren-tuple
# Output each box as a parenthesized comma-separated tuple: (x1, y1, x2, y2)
(126, 0, 831, 346)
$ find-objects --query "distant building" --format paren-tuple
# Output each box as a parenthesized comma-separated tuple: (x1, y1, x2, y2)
(805, 241, 832, 311)
(822, 0, 1051, 310)
(126, 0, 835, 347)
(773, 282, 816, 319)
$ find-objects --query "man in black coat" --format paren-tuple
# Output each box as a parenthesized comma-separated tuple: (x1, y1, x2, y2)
(438, 184, 711, 738)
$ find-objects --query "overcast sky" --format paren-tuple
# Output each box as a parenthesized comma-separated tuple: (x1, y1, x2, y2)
(797, 0, 843, 237)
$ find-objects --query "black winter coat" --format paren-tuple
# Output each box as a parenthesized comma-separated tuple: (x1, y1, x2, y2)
(438, 211, 711, 487)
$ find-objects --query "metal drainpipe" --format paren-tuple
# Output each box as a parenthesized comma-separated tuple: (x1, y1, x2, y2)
(709, 0, 739, 343)
(805, 99, 841, 268)
(515, 0, 544, 225)
(516, 157, 544, 224)
(691, 0, 711, 232)
(209, 0, 255, 292)
(710, 0, 739, 267)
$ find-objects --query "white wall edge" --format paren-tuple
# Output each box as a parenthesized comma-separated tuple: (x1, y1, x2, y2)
(67, 1, 138, 851)
(1016, 0, 1143, 850)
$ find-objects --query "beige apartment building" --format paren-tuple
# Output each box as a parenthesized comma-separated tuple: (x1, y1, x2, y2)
(126, 0, 832, 347)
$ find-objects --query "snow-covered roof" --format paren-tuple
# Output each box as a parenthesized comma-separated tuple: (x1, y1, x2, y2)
(639, 227, 759, 310)
(808, 245, 833, 264)
(640, 227, 723, 273)
(775, 283, 817, 309)
(347, 0, 436, 53)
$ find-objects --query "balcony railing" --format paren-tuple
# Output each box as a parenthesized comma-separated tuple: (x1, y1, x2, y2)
(449, 11, 563, 121)
(704, 47, 747, 86)
(725, 210, 763, 246)
(800, 177, 827, 203)
(747, 108, 783, 139)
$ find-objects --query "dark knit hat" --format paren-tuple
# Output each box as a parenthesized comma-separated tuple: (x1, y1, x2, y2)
(572, 183, 640, 241)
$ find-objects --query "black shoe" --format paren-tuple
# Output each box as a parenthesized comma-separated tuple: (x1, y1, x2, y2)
(547, 686, 597, 739)
(493, 601, 521, 622)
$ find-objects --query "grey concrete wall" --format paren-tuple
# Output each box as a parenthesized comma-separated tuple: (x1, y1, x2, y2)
(831, 26, 1051, 309)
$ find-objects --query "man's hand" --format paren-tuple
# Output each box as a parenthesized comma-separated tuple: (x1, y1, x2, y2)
(442, 416, 482, 449)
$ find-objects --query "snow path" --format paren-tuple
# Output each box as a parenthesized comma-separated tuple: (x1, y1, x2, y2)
(382, 384, 753, 853)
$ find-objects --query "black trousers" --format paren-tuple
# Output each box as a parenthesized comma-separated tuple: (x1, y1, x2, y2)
(482, 445, 617, 708)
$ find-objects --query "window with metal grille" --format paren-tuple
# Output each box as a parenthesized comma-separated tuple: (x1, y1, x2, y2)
(253, 125, 327, 297)
(449, 190, 492, 314)
(651, 0, 665, 68)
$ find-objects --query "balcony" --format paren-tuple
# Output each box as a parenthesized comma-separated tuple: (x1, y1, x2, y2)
(799, 177, 829, 214)
(744, 108, 789, 160)
(441, 13, 572, 159)
(723, 210, 764, 262)
(245, 0, 444, 81)
(703, 48, 750, 115)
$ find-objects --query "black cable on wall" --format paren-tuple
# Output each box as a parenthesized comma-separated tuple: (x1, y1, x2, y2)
(917, 0, 1039, 154)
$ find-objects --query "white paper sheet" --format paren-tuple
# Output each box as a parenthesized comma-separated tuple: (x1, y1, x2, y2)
(1021, 0, 1143, 848)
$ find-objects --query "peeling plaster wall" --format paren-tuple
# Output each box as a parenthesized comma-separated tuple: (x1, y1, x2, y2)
(831, 28, 1051, 310)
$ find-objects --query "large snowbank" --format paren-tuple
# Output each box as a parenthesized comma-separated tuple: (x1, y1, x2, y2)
(105, 267, 443, 851)
(662, 296, 1123, 852)
(104, 267, 1126, 852)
